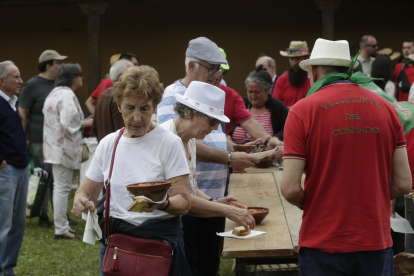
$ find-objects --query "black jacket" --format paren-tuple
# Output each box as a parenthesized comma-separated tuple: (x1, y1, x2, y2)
(230, 94, 289, 141)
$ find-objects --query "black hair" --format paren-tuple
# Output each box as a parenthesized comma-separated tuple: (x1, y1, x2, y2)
(119, 53, 139, 63)
(403, 38, 414, 44)
(54, 63, 82, 87)
(38, 60, 54, 73)
(371, 55, 394, 90)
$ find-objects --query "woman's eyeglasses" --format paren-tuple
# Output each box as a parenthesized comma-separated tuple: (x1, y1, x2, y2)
(204, 114, 220, 126)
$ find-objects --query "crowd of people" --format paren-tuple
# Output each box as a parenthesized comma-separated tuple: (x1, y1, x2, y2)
(0, 34, 414, 276)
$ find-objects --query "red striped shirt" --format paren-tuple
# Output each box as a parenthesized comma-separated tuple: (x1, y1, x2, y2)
(232, 110, 273, 173)
(232, 110, 273, 144)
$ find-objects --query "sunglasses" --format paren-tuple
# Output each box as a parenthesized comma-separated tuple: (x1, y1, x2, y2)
(204, 114, 220, 126)
(366, 44, 378, 48)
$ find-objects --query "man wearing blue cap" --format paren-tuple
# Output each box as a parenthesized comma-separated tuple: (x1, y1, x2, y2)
(157, 37, 261, 276)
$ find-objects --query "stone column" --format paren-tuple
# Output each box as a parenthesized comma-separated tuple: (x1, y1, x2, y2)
(79, 3, 108, 94)
(313, 0, 342, 40)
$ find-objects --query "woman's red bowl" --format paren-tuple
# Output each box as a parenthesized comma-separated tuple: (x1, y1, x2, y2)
(126, 181, 171, 202)
(248, 207, 269, 225)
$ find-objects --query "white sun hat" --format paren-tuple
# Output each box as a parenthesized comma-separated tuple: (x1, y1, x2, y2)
(299, 38, 359, 72)
(176, 81, 230, 123)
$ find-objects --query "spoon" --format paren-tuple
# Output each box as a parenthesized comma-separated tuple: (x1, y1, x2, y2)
(252, 142, 261, 153)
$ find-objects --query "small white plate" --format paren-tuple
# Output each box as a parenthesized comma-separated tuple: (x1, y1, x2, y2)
(250, 148, 276, 159)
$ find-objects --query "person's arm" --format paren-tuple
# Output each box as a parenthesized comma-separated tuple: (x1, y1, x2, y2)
(72, 176, 104, 217)
(390, 147, 412, 199)
(18, 107, 29, 131)
(240, 118, 283, 148)
(187, 189, 255, 230)
(195, 140, 259, 171)
(280, 159, 306, 207)
(144, 174, 191, 215)
(85, 96, 97, 115)
(187, 193, 255, 230)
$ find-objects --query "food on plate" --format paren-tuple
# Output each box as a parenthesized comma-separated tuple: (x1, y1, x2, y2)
(126, 199, 149, 213)
(232, 226, 251, 236)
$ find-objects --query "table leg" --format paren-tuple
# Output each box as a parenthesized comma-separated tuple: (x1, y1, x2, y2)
(235, 258, 247, 276)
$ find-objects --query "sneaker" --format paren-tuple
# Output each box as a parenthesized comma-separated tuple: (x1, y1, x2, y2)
(39, 213, 53, 228)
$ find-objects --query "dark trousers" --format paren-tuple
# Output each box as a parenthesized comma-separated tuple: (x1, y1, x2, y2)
(406, 196, 414, 253)
(182, 215, 225, 276)
(392, 196, 406, 254)
(299, 247, 394, 276)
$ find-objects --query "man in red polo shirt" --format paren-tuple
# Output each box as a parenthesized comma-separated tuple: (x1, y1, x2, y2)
(281, 38, 412, 276)
(394, 38, 414, 101)
(273, 41, 311, 108)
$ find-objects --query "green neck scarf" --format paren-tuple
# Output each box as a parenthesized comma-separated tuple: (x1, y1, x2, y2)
(306, 51, 383, 97)
(392, 102, 414, 135)
(402, 58, 414, 70)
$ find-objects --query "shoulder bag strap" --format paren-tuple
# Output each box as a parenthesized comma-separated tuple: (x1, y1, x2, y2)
(104, 128, 125, 243)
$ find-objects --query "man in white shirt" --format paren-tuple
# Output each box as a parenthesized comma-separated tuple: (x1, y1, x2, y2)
(357, 35, 379, 76)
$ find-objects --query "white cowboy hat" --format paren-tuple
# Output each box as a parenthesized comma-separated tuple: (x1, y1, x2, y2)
(280, 41, 310, 57)
(299, 38, 359, 72)
(176, 81, 230, 123)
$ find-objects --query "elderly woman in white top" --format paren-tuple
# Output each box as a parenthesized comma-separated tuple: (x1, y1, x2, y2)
(71, 66, 192, 275)
(160, 81, 255, 273)
(43, 64, 93, 239)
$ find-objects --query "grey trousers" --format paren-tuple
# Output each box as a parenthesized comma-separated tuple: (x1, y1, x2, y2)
(30, 143, 53, 214)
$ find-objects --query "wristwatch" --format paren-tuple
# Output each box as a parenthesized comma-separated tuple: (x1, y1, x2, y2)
(264, 136, 272, 148)
(227, 151, 231, 166)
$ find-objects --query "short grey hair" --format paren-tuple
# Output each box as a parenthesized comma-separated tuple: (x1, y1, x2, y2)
(185, 56, 200, 73)
(0, 61, 15, 79)
(174, 102, 204, 119)
(110, 60, 130, 82)
(54, 63, 82, 87)
(245, 65, 272, 91)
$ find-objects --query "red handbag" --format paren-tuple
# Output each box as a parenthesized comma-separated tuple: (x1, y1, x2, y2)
(101, 128, 173, 276)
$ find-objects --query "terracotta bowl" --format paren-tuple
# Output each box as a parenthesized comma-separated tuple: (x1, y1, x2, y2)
(126, 181, 171, 202)
(248, 207, 269, 225)
(233, 144, 255, 153)
(233, 144, 265, 153)
(255, 158, 273, 168)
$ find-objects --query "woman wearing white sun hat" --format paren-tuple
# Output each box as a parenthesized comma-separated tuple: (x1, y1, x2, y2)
(160, 80, 255, 273)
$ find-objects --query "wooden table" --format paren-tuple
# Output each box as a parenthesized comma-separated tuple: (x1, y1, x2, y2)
(222, 171, 304, 275)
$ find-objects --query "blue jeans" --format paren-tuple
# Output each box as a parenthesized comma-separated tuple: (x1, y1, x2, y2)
(299, 247, 394, 276)
(0, 164, 30, 276)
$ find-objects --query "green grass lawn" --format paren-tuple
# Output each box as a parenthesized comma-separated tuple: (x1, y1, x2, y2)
(14, 190, 236, 276)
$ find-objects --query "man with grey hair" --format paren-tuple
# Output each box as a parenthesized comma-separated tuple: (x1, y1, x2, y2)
(0, 61, 30, 276)
(92, 59, 134, 140)
(256, 56, 278, 95)
(157, 37, 282, 276)
(18, 49, 67, 228)
(357, 35, 378, 76)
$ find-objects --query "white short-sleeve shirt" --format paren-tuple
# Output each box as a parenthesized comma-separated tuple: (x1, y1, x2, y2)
(86, 125, 190, 226)
(160, 119, 197, 195)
